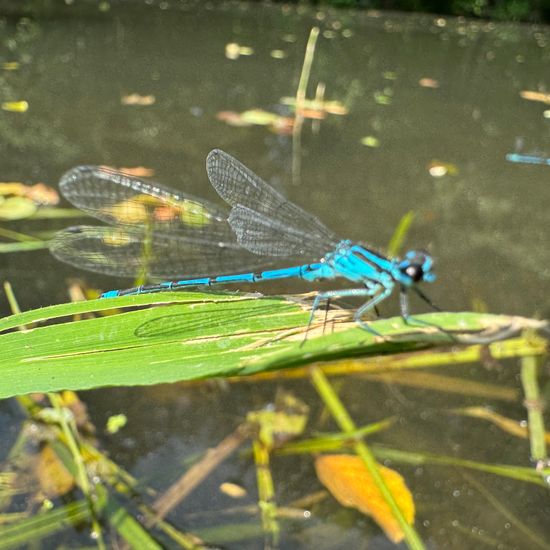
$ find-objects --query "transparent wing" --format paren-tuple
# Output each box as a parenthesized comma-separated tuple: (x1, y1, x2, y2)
(59, 165, 230, 235)
(229, 205, 313, 256)
(206, 149, 339, 256)
(50, 225, 275, 279)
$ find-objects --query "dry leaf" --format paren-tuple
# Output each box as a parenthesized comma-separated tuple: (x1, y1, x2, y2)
(225, 42, 254, 59)
(219, 482, 247, 498)
(36, 446, 75, 498)
(315, 454, 415, 543)
(121, 93, 155, 106)
(0, 182, 59, 205)
(419, 77, 439, 88)
(519, 90, 550, 104)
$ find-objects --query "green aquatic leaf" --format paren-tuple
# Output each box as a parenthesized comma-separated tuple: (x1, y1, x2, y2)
(0, 291, 546, 399)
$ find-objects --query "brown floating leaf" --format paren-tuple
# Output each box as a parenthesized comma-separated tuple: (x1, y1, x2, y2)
(315, 454, 415, 543)
(36, 445, 75, 498)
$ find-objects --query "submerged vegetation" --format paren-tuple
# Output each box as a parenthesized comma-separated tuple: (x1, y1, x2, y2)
(0, 287, 549, 548)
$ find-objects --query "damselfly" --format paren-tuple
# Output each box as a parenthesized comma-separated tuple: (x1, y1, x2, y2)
(505, 153, 550, 166)
(51, 149, 437, 329)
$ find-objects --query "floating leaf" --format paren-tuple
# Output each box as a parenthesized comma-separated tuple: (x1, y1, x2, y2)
(360, 136, 380, 148)
(2, 100, 28, 112)
(315, 454, 415, 543)
(418, 77, 439, 88)
(225, 42, 254, 60)
(219, 482, 247, 498)
(25, 183, 60, 205)
(36, 446, 75, 498)
(217, 109, 294, 134)
(373, 92, 391, 105)
(0, 182, 59, 205)
(120, 94, 155, 106)
(0, 196, 37, 220)
(280, 97, 348, 115)
(427, 160, 458, 177)
(519, 90, 550, 104)
(216, 110, 254, 127)
(106, 414, 127, 434)
(240, 109, 281, 125)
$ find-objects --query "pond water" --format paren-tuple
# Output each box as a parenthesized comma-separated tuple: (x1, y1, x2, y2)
(1, 2, 549, 548)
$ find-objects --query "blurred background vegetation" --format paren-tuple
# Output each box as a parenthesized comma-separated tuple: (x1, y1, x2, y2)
(1, 0, 550, 23)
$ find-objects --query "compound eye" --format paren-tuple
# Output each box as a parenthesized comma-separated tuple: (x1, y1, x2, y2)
(404, 264, 424, 282)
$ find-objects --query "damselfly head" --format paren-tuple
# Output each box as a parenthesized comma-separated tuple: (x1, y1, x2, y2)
(398, 250, 436, 285)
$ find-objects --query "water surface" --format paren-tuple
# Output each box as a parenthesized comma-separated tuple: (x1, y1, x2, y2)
(1, 2, 549, 548)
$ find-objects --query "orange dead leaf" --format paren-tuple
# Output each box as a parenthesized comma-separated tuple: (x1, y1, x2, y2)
(25, 183, 60, 205)
(36, 446, 75, 498)
(315, 454, 415, 543)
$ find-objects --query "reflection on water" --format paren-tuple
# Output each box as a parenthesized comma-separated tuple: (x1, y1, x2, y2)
(1, 3, 549, 548)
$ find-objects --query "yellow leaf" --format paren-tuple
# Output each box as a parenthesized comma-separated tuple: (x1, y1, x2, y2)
(120, 93, 155, 106)
(219, 482, 247, 498)
(106, 414, 127, 434)
(0, 197, 37, 220)
(1, 100, 28, 112)
(360, 136, 380, 148)
(315, 454, 415, 543)
(36, 446, 75, 498)
(0, 182, 59, 205)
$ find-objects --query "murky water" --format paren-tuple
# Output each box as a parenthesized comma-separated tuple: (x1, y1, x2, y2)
(1, 2, 549, 548)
